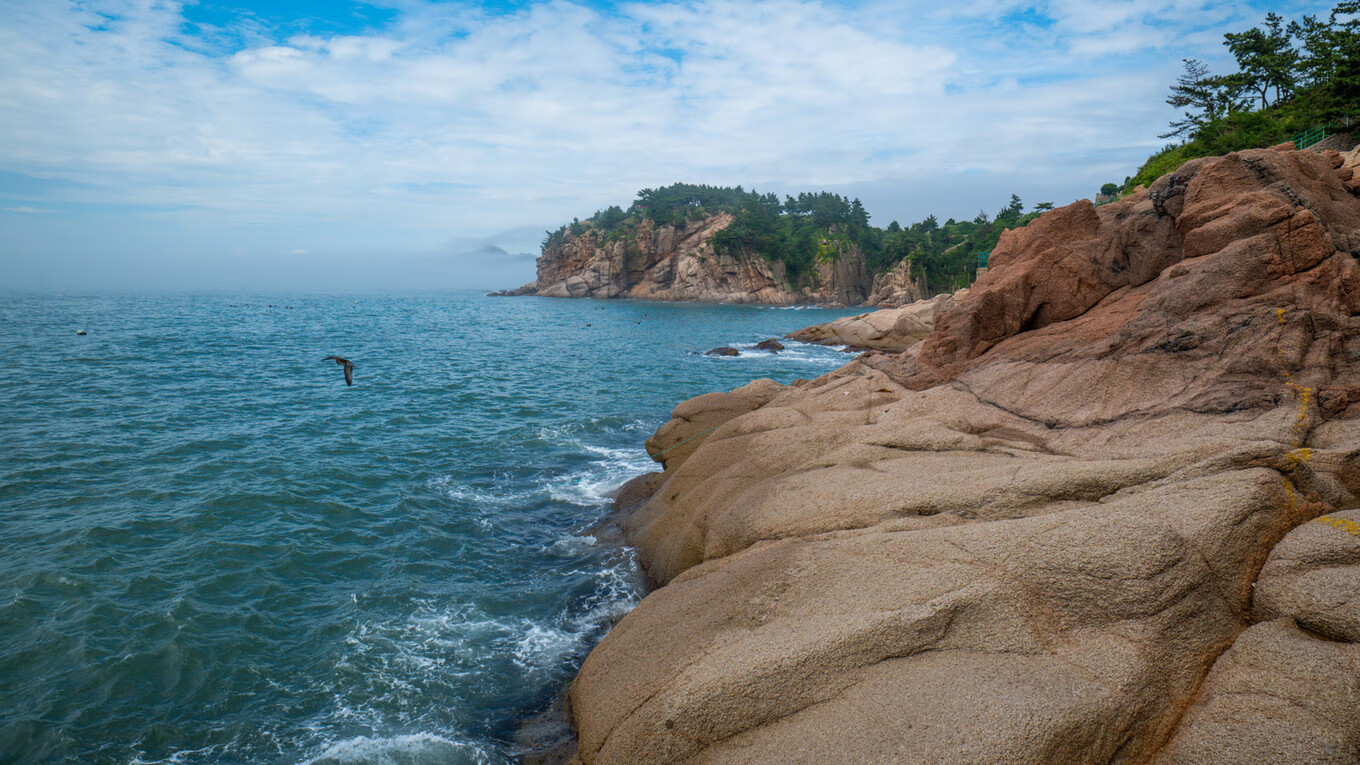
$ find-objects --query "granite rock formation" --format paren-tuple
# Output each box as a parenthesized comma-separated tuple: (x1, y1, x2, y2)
(863, 255, 927, 307)
(786, 290, 963, 352)
(510, 214, 926, 306)
(566, 146, 1360, 763)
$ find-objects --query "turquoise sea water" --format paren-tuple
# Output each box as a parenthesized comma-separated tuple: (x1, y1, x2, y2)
(0, 292, 860, 764)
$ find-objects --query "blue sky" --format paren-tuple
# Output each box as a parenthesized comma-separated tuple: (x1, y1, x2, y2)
(0, 0, 1334, 291)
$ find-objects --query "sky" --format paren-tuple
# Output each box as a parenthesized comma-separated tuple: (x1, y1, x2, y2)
(0, 0, 1336, 291)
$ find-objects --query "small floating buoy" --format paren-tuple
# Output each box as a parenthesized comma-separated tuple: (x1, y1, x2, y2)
(75, 329, 87, 335)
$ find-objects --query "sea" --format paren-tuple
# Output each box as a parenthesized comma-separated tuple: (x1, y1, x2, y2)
(0, 291, 862, 765)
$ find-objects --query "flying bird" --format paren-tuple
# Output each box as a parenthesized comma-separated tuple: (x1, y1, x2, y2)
(323, 356, 355, 386)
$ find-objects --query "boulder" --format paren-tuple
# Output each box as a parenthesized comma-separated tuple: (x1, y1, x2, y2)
(642, 378, 785, 472)
(704, 347, 740, 357)
(567, 147, 1360, 764)
(753, 339, 784, 353)
(787, 291, 959, 351)
(1255, 508, 1360, 643)
(1155, 618, 1360, 764)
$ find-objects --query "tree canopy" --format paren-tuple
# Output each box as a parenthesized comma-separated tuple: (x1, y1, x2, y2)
(544, 182, 1045, 293)
(1140, 2, 1360, 190)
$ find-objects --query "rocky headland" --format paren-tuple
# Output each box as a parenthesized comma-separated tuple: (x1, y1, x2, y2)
(563, 145, 1360, 763)
(504, 213, 927, 307)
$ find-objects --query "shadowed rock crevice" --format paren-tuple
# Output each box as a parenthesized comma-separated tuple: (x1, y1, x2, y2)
(566, 147, 1360, 764)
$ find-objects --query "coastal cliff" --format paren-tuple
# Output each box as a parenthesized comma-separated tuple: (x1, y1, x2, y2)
(509, 212, 920, 306)
(566, 145, 1360, 763)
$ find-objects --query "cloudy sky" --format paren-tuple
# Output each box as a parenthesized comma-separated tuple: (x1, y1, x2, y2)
(0, 0, 1332, 291)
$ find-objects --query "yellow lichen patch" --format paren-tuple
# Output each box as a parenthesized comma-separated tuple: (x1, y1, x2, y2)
(1284, 380, 1313, 448)
(1313, 514, 1360, 539)
(1273, 309, 1313, 449)
(1286, 448, 1313, 467)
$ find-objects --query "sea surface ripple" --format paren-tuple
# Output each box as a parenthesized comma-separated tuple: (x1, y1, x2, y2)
(0, 291, 862, 764)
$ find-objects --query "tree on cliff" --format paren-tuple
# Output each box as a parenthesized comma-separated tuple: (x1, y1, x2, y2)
(1223, 12, 1299, 109)
(1139, 2, 1360, 192)
(1161, 59, 1242, 139)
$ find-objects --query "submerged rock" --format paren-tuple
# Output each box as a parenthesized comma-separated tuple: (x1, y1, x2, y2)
(567, 146, 1360, 764)
(704, 347, 740, 357)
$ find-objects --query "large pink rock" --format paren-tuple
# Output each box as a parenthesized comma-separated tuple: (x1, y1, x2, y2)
(567, 147, 1360, 763)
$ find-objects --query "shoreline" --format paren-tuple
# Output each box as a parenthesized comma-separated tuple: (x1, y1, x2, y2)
(512, 471, 664, 764)
(552, 146, 1360, 763)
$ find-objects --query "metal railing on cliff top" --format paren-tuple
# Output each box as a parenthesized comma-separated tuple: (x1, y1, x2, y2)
(1290, 115, 1357, 150)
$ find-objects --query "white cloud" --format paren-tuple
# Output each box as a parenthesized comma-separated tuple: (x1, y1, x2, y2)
(0, 0, 1333, 289)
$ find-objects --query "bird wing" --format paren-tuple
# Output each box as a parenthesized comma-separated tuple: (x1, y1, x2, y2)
(344, 364, 353, 386)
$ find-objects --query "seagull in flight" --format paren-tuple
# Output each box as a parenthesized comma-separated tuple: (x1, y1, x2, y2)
(323, 356, 355, 386)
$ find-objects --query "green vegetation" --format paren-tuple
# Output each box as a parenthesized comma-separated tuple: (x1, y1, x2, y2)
(544, 183, 1045, 293)
(1128, 3, 1360, 192)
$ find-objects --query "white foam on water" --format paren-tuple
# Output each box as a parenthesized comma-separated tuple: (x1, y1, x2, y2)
(303, 733, 492, 765)
(128, 743, 231, 764)
(547, 534, 597, 556)
(545, 472, 624, 507)
(507, 556, 645, 677)
(698, 337, 850, 366)
(542, 441, 655, 509)
(513, 624, 579, 670)
(429, 476, 542, 510)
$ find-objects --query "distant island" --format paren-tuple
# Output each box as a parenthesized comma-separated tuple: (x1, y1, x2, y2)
(498, 183, 1051, 307)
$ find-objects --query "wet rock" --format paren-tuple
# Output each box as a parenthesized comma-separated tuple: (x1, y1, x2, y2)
(753, 339, 784, 353)
(704, 347, 740, 357)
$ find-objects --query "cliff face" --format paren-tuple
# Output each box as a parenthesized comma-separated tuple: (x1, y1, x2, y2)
(566, 146, 1360, 764)
(863, 255, 926, 307)
(514, 213, 924, 306)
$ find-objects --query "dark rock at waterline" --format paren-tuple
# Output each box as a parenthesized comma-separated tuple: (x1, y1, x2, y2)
(513, 695, 578, 765)
(753, 339, 784, 353)
(705, 347, 740, 357)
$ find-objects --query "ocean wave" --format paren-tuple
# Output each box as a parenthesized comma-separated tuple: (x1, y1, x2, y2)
(546, 535, 597, 557)
(303, 733, 493, 765)
(697, 341, 850, 368)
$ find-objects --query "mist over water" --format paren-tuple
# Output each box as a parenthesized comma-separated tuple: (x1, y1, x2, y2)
(0, 291, 861, 764)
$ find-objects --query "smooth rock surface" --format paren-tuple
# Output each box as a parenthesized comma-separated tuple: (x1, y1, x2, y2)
(787, 291, 961, 351)
(1256, 508, 1360, 643)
